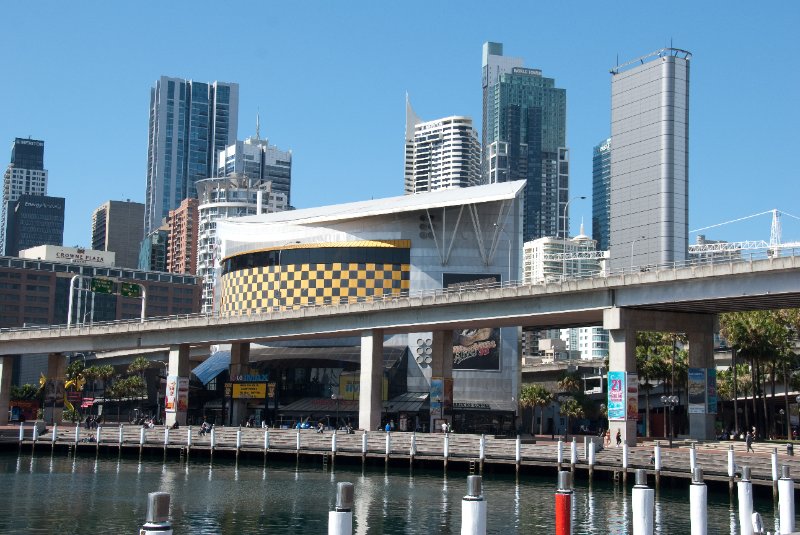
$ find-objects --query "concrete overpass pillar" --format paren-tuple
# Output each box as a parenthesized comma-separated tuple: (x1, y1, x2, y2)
(358, 329, 383, 432)
(164, 344, 190, 427)
(607, 327, 638, 447)
(430, 330, 454, 432)
(0, 356, 12, 425)
(228, 342, 250, 426)
(44, 353, 66, 425)
(688, 331, 716, 441)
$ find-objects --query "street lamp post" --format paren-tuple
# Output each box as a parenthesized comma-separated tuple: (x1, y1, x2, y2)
(661, 395, 679, 447)
(630, 235, 646, 271)
(561, 196, 587, 280)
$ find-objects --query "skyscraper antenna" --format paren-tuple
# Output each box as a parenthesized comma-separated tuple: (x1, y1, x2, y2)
(256, 109, 261, 140)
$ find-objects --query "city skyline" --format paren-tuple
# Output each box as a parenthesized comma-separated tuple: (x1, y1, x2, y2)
(1, 2, 798, 250)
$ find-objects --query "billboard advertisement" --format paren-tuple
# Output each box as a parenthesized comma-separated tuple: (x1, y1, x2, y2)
(607, 371, 626, 421)
(626, 373, 639, 421)
(443, 273, 501, 371)
(706, 368, 717, 415)
(177, 377, 189, 412)
(688, 368, 707, 414)
(430, 378, 444, 419)
(165, 375, 178, 413)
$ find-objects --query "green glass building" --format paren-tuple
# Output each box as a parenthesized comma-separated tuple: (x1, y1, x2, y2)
(482, 42, 568, 242)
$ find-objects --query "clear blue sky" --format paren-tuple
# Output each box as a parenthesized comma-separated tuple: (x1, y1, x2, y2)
(2, 1, 799, 248)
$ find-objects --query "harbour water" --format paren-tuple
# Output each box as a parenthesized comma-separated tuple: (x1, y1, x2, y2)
(0, 452, 779, 534)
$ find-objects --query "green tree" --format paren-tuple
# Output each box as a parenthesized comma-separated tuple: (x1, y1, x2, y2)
(557, 372, 582, 396)
(519, 384, 553, 436)
(721, 311, 791, 438)
(559, 396, 585, 440)
(10, 384, 41, 401)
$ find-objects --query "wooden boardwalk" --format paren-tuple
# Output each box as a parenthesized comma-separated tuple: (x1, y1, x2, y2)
(10, 424, 800, 490)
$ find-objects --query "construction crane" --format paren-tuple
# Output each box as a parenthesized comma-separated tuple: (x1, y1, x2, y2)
(689, 209, 800, 256)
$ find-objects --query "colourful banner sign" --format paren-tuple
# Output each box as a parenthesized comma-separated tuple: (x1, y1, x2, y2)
(626, 373, 639, 421)
(177, 377, 189, 412)
(688, 368, 706, 414)
(607, 371, 626, 421)
(165, 375, 178, 413)
(706, 368, 717, 415)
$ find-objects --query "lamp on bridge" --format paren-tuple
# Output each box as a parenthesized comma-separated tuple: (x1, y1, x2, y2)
(661, 395, 679, 447)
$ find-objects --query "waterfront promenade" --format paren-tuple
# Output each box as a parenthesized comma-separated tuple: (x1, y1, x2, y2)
(4, 424, 798, 490)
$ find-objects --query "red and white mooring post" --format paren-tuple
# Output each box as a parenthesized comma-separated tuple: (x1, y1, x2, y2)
(555, 470, 573, 535)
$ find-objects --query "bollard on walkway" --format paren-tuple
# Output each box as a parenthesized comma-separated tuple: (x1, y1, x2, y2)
(622, 443, 629, 484)
(570, 438, 577, 472)
(328, 482, 354, 535)
(19, 423, 24, 443)
(75, 424, 80, 445)
(771, 448, 779, 498)
(515, 435, 521, 474)
(588, 440, 596, 480)
(728, 444, 736, 490)
(478, 434, 484, 473)
(653, 442, 662, 486)
(738, 466, 754, 535)
(410, 432, 417, 466)
(444, 433, 450, 470)
(632, 469, 654, 535)
(778, 465, 795, 534)
(117, 424, 123, 448)
(361, 431, 368, 462)
(555, 471, 573, 535)
(140, 491, 173, 535)
(52, 423, 58, 446)
(461, 475, 487, 535)
(690, 468, 707, 535)
(557, 438, 563, 469)
(385, 432, 391, 462)
(689, 442, 696, 473)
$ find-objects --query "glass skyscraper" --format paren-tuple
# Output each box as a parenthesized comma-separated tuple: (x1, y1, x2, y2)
(4, 195, 64, 256)
(482, 42, 569, 242)
(144, 77, 239, 236)
(2, 138, 48, 253)
(592, 138, 611, 252)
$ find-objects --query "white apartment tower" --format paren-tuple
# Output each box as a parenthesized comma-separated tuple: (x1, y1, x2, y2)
(197, 173, 288, 313)
(404, 98, 481, 194)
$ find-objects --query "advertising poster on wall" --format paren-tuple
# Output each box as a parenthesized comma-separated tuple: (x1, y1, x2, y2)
(688, 368, 707, 414)
(443, 273, 502, 371)
(706, 368, 717, 415)
(165, 375, 178, 413)
(607, 371, 626, 421)
(430, 378, 443, 419)
(177, 377, 189, 412)
(626, 373, 639, 421)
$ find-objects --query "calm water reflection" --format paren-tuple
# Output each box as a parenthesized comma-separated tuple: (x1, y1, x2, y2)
(0, 452, 779, 534)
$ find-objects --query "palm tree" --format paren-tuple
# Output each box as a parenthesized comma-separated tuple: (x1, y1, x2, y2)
(559, 396, 585, 440)
(519, 384, 553, 436)
(721, 311, 791, 439)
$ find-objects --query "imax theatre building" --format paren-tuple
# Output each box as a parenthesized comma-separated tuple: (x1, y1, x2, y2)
(212, 181, 524, 433)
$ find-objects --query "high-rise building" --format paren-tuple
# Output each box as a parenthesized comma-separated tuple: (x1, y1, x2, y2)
(138, 224, 170, 272)
(2, 138, 48, 252)
(196, 174, 288, 312)
(91, 200, 145, 269)
(145, 76, 239, 236)
(4, 195, 64, 256)
(609, 48, 691, 269)
(216, 133, 292, 206)
(166, 198, 199, 275)
(522, 224, 603, 284)
(482, 42, 568, 242)
(403, 98, 481, 195)
(592, 138, 611, 252)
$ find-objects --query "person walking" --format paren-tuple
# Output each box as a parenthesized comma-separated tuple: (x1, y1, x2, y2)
(604, 429, 611, 447)
(746, 431, 754, 453)
(615, 429, 622, 447)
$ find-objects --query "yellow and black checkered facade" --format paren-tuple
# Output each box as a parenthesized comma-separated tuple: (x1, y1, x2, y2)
(220, 240, 411, 314)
